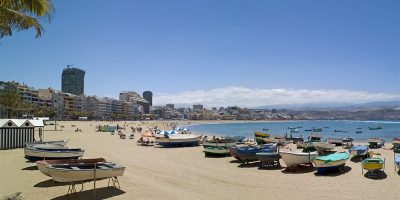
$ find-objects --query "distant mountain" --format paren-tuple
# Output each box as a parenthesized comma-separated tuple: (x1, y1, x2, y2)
(254, 100, 400, 111)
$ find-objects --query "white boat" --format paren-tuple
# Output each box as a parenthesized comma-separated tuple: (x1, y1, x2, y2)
(47, 162, 125, 182)
(36, 158, 106, 176)
(313, 152, 349, 173)
(314, 142, 335, 152)
(155, 133, 201, 147)
(279, 151, 318, 167)
(26, 140, 69, 147)
(24, 146, 84, 161)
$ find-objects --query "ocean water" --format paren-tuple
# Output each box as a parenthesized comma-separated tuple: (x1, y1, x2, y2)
(187, 120, 400, 142)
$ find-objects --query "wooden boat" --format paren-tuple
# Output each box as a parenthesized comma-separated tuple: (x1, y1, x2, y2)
(368, 138, 385, 149)
(24, 146, 85, 161)
(308, 134, 322, 142)
(36, 158, 106, 176)
(254, 131, 269, 138)
(228, 146, 241, 160)
(155, 133, 201, 147)
(302, 142, 317, 152)
(313, 152, 350, 173)
(203, 138, 236, 156)
(328, 138, 343, 146)
(362, 152, 385, 172)
(47, 162, 125, 182)
(279, 151, 318, 167)
(256, 152, 280, 168)
(236, 144, 277, 163)
(349, 145, 369, 157)
(342, 137, 353, 142)
(314, 142, 335, 152)
(392, 138, 400, 147)
(368, 126, 382, 130)
(26, 140, 69, 147)
(312, 128, 323, 132)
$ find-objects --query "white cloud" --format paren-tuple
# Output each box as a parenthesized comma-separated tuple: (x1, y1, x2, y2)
(153, 87, 400, 108)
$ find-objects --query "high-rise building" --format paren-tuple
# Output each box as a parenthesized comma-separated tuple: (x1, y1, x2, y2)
(193, 104, 203, 111)
(61, 66, 85, 95)
(166, 104, 174, 110)
(143, 91, 153, 114)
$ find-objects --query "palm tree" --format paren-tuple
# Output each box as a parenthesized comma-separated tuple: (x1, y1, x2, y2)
(0, 87, 23, 118)
(0, 0, 54, 38)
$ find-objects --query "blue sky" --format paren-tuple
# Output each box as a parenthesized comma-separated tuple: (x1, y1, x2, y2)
(0, 0, 399, 106)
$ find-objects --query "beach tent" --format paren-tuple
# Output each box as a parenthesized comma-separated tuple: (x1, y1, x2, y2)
(0, 119, 43, 150)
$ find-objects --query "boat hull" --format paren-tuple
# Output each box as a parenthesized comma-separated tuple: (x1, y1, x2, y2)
(26, 140, 69, 147)
(36, 158, 106, 176)
(314, 143, 335, 152)
(256, 152, 280, 162)
(279, 151, 318, 167)
(48, 164, 125, 182)
(24, 147, 84, 161)
(204, 147, 230, 156)
(156, 134, 201, 147)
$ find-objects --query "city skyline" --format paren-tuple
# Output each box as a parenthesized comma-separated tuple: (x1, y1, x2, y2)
(1, 0, 399, 107)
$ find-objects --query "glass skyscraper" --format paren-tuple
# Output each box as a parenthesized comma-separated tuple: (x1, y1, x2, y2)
(61, 67, 85, 95)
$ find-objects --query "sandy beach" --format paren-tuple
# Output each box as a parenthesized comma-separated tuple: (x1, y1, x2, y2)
(1, 120, 400, 200)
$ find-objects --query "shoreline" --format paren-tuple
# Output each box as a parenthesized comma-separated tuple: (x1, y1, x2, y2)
(1, 120, 400, 200)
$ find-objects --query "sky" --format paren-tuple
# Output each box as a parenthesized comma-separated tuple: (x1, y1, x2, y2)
(0, 0, 399, 107)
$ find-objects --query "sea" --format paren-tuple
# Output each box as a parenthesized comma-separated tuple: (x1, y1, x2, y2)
(186, 120, 400, 142)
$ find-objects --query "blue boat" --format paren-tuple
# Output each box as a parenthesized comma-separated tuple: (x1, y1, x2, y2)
(349, 145, 369, 157)
(236, 144, 277, 163)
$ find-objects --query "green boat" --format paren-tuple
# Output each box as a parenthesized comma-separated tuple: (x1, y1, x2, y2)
(203, 138, 236, 157)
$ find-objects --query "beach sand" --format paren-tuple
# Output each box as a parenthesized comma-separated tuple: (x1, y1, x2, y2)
(1, 120, 400, 200)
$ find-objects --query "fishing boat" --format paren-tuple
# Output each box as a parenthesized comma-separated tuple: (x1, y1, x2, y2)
(305, 129, 312, 132)
(24, 146, 85, 161)
(392, 138, 400, 147)
(47, 162, 125, 182)
(356, 131, 362, 134)
(368, 126, 382, 130)
(254, 131, 269, 138)
(312, 128, 323, 132)
(334, 130, 346, 133)
(228, 146, 241, 160)
(314, 142, 335, 152)
(362, 152, 385, 173)
(313, 152, 350, 173)
(236, 144, 277, 164)
(36, 158, 106, 176)
(308, 134, 322, 142)
(203, 138, 237, 156)
(288, 126, 297, 129)
(256, 152, 280, 168)
(279, 151, 318, 168)
(302, 142, 317, 152)
(394, 146, 400, 171)
(26, 140, 69, 147)
(349, 145, 369, 157)
(328, 138, 343, 146)
(155, 131, 201, 147)
(368, 138, 385, 149)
